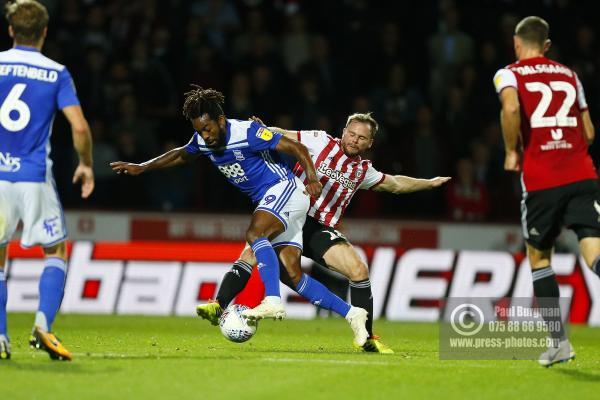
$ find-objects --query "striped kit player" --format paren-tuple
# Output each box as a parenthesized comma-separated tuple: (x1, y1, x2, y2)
(293, 129, 384, 228)
(197, 112, 450, 353)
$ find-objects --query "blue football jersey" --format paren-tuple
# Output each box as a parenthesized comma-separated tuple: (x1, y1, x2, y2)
(0, 46, 80, 182)
(184, 119, 295, 203)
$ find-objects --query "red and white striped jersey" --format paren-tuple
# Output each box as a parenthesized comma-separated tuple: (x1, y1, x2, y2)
(293, 130, 385, 228)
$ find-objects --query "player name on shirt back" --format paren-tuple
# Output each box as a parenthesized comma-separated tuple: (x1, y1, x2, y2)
(0, 64, 58, 82)
(509, 63, 573, 77)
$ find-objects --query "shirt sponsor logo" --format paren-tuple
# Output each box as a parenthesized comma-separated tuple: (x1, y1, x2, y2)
(0, 152, 21, 172)
(540, 140, 573, 151)
(317, 162, 356, 190)
(218, 162, 249, 184)
(256, 127, 273, 141)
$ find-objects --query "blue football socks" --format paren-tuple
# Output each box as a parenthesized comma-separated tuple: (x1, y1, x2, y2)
(251, 238, 281, 299)
(36, 257, 67, 332)
(296, 273, 351, 317)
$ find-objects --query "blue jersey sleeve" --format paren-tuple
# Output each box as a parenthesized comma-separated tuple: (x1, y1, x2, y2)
(184, 132, 201, 154)
(56, 68, 80, 109)
(247, 122, 283, 152)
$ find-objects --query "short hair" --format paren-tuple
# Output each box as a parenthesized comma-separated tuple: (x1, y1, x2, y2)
(5, 0, 48, 45)
(345, 112, 379, 138)
(182, 85, 225, 120)
(515, 16, 549, 48)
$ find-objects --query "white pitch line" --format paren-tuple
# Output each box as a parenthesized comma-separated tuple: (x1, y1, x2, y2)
(8, 352, 544, 369)
(8, 352, 396, 365)
(260, 358, 539, 369)
(9, 351, 162, 359)
(261, 357, 395, 366)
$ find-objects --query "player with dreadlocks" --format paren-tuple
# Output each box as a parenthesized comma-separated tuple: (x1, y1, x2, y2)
(110, 86, 370, 347)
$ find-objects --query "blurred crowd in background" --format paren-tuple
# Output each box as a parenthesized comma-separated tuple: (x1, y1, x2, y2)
(2, 0, 599, 222)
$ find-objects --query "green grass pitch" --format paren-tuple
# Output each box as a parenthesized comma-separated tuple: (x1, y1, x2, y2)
(2, 313, 600, 399)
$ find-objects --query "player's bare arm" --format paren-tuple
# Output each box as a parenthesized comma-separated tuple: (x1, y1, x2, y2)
(62, 105, 94, 199)
(499, 87, 522, 172)
(110, 146, 198, 176)
(275, 136, 323, 198)
(268, 126, 297, 140)
(249, 116, 297, 140)
(373, 175, 451, 194)
(581, 110, 595, 145)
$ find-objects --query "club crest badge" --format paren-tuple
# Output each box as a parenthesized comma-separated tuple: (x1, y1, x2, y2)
(233, 150, 245, 161)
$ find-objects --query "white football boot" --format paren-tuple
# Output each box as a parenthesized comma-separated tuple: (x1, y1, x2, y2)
(242, 300, 286, 321)
(346, 307, 369, 347)
(538, 339, 575, 367)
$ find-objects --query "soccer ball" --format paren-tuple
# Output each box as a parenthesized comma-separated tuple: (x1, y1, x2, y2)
(219, 304, 257, 343)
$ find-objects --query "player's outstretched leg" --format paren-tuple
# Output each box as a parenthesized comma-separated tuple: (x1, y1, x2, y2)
(295, 273, 368, 346)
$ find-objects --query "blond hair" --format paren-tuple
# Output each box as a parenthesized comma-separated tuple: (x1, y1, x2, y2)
(345, 112, 379, 138)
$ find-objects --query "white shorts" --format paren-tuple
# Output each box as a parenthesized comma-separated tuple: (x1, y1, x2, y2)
(0, 179, 67, 248)
(254, 176, 309, 249)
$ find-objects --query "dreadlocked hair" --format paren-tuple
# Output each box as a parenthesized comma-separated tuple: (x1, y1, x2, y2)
(182, 85, 225, 120)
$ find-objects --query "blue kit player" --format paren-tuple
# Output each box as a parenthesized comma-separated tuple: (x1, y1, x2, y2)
(0, 0, 95, 361)
(110, 86, 369, 347)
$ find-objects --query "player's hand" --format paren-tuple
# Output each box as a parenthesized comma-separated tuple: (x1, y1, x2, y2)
(304, 180, 323, 198)
(110, 161, 145, 176)
(428, 176, 451, 188)
(249, 115, 265, 125)
(72, 163, 95, 199)
(504, 151, 521, 172)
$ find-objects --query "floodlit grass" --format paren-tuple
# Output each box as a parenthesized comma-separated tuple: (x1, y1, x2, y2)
(2, 313, 599, 399)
